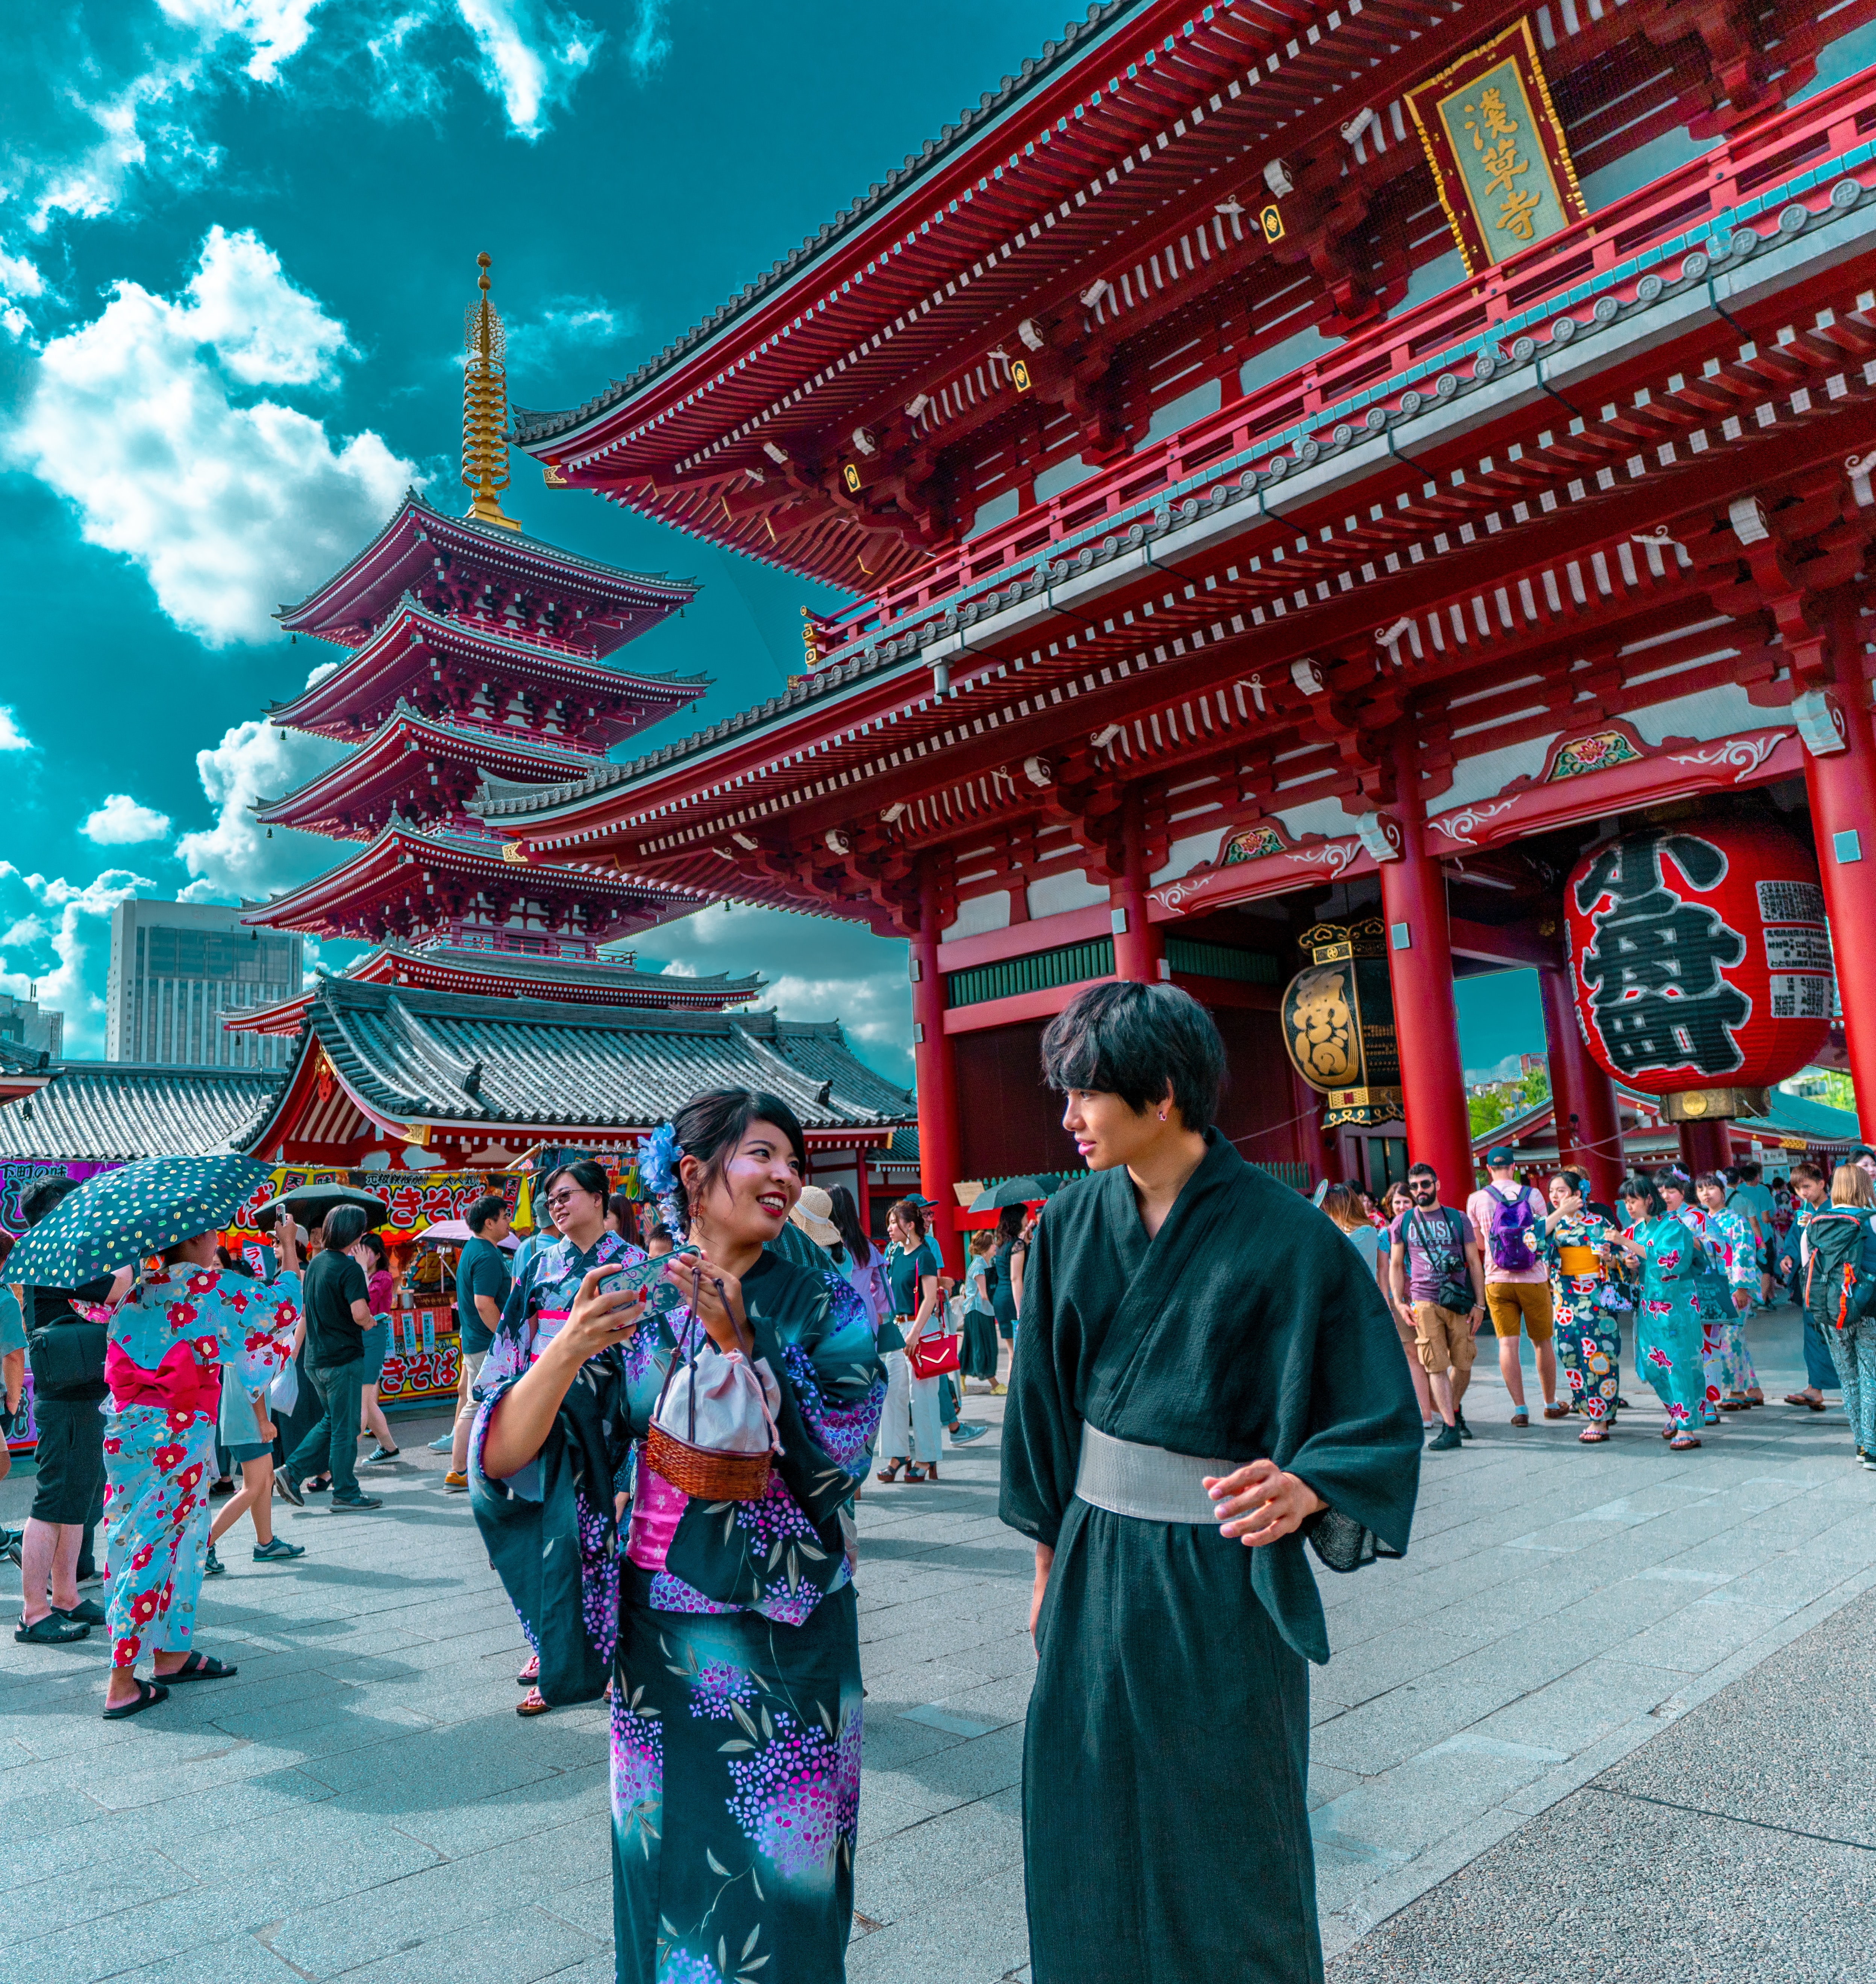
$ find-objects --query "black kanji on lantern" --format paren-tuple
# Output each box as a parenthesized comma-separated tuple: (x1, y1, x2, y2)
(1573, 832, 1750, 1078)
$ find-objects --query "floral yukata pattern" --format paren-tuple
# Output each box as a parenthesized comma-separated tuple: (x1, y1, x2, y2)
(102, 1265, 299, 1669)
(1681, 1205, 1760, 1409)
(1543, 1210, 1624, 1425)
(1627, 1215, 1724, 1434)
(471, 1244, 883, 1984)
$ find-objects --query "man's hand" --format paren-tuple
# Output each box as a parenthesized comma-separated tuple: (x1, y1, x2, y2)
(1204, 1459, 1326, 1547)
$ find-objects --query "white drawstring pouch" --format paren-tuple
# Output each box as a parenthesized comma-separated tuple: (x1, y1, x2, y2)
(653, 1343, 783, 1457)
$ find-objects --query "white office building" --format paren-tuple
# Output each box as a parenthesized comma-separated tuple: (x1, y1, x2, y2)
(106, 900, 303, 1070)
(0, 989, 63, 1059)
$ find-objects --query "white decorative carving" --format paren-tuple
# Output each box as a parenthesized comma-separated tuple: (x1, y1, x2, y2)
(1289, 838, 1362, 877)
(1667, 732, 1789, 783)
(1430, 797, 1520, 847)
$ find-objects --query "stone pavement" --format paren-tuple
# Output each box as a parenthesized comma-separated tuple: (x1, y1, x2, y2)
(1, 1304, 1872, 1984)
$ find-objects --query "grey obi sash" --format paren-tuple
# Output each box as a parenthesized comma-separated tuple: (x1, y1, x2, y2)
(1073, 1423, 1246, 1525)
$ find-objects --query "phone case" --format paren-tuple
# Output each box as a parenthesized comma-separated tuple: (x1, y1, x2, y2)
(602, 1248, 701, 1321)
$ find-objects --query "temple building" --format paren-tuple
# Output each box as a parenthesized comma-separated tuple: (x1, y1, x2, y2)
(230, 256, 763, 1030)
(456, 3, 1876, 1259)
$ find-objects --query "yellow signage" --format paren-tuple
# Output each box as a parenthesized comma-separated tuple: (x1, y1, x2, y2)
(841, 463, 862, 493)
(1011, 358, 1033, 393)
(1259, 203, 1284, 244)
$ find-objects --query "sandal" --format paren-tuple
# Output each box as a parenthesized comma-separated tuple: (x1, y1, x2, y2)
(875, 1461, 906, 1483)
(517, 1654, 540, 1686)
(161, 1652, 238, 1684)
(1577, 1427, 1610, 1444)
(102, 1678, 169, 1721)
(1785, 1393, 1826, 1412)
(1669, 1433, 1702, 1451)
(516, 1687, 550, 1716)
(905, 1464, 938, 1483)
(15, 1611, 89, 1645)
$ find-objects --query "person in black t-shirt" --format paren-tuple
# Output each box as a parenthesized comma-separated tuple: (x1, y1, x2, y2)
(446, 1194, 513, 1488)
(280, 1206, 380, 1510)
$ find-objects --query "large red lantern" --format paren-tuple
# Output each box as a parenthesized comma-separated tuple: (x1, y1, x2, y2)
(1565, 819, 1832, 1109)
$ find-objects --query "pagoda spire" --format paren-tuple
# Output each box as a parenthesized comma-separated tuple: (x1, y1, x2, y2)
(463, 251, 520, 531)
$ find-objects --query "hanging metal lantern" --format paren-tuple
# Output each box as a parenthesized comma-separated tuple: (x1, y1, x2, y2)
(1280, 918, 1403, 1126)
(1565, 819, 1833, 1122)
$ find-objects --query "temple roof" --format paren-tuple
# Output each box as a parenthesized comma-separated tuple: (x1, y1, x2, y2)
(223, 941, 765, 1035)
(269, 593, 706, 746)
(277, 491, 697, 651)
(0, 1063, 279, 1165)
(240, 819, 701, 945)
(254, 705, 598, 839)
(237, 976, 915, 1152)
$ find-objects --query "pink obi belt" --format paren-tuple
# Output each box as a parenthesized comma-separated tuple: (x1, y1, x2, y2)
(106, 1340, 217, 1417)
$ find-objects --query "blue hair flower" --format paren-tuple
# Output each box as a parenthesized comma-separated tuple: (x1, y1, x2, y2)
(637, 1122, 687, 1232)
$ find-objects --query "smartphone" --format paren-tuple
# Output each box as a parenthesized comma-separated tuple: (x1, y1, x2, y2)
(595, 1247, 699, 1321)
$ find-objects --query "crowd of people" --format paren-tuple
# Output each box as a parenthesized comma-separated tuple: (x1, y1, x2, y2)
(6, 1002, 1873, 1982)
(1315, 1141, 1876, 1465)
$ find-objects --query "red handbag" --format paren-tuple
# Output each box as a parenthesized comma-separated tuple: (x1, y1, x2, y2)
(906, 1328, 960, 1379)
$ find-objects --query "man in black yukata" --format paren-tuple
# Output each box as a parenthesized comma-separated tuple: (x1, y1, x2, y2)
(1000, 981, 1423, 1984)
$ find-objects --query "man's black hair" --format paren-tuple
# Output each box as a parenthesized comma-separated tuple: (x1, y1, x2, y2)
(1406, 1161, 1439, 1183)
(467, 1192, 509, 1235)
(323, 1204, 369, 1252)
(21, 1175, 80, 1227)
(1040, 982, 1226, 1135)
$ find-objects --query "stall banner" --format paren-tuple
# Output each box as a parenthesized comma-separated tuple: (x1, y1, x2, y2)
(1, 1159, 121, 1239)
(223, 1168, 520, 1241)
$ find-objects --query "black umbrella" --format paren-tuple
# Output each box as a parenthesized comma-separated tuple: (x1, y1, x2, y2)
(252, 1182, 391, 1234)
(968, 1176, 1056, 1213)
(5, 1155, 274, 1288)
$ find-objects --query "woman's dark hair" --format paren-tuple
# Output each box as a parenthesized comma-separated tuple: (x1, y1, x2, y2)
(1652, 1165, 1690, 1198)
(357, 1229, 388, 1270)
(827, 1183, 872, 1265)
(995, 1203, 1025, 1245)
(1693, 1171, 1727, 1193)
(1040, 981, 1226, 1135)
(324, 1204, 370, 1252)
(21, 1175, 80, 1227)
(1621, 1173, 1666, 1219)
(467, 1193, 509, 1235)
(1553, 1169, 1586, 1197)
(671, 1091, 807, 1225)
(215, 1244, 253, 1277)
(892, 1197, 929, 1241)
(542, 1157, 610, 1208)
(607, 1190, 637, 1234)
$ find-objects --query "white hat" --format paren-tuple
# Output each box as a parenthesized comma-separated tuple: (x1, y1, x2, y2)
(789, 1185, 842, 1251)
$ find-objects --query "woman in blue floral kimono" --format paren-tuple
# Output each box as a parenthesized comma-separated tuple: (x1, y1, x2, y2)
(472, 1090, 885, 1984)
(1694, 1172, 1760, 1409)
(1613, 1172, 1715, 1451)
(1542, 1170, 1625, 1442)
(100, 1227, 301, 1717)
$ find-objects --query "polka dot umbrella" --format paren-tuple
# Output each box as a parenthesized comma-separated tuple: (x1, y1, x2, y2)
(4, 1154, 275, 1289)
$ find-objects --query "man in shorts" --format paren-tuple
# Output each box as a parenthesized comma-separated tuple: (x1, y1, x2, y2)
(1388, 1162, 1486, 1453)
(1467, 1148, 1564, 1427)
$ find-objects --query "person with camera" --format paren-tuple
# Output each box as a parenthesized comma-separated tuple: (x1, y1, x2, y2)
(1387, 1162, 1487, 1453)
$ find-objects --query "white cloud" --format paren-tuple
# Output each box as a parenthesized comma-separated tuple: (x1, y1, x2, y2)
(175, 712, 347, 899)
(81, 793, 174, 845)
(156, 1, 327, 83)
(0, 864, 154, 1054)
(638, 904, 912, 1087)
(3, 226, 418, 646)
(453, 0, 602, 137)
(627, 0, 670, 75)
(0, 708, 33, 752)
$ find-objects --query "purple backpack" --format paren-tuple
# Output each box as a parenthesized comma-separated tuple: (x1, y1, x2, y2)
(1486, 1184, 1539, 1273)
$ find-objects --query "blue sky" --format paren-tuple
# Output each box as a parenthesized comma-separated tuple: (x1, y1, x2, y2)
(0, 0, 1547, 1089)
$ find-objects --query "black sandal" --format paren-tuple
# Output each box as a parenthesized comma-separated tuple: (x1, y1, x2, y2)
(162, 1652, 238, 1684)
(15, 1612, 88, 1645)
(875, 1460, 906, 1483)
(102, 1678, 169, 1720)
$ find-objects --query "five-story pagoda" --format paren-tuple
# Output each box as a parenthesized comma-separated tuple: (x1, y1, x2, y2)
(230, 256, 761, 1035)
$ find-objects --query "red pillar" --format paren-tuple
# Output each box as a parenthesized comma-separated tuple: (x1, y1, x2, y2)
(1378, 744, 1476, 1203)
(909, 869, 963, 1274)
(1677, 1118, 1735, 1178)
(1540, 965, 1625, 1203)
(1110, 787, 1165, 984)
(1804, 599, 1876, 1139)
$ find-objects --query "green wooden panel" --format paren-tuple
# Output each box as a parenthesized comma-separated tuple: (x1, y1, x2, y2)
(945, 938, 1115, 1009)
(1164, 937, 1282, 984)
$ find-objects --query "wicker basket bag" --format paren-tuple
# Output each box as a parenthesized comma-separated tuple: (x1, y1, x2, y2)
(645, 1291, 780, 1503)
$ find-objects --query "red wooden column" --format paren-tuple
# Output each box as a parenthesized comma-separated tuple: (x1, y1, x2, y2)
(1677, 1119, 1735, 1177)
(1539, 964, 1624, 1203)
(1378, 742, 1476, 1199)
(1110, 787, 1165, 984)
(1804, 599, 1876, 1139)
(909, 866, 963, 1273)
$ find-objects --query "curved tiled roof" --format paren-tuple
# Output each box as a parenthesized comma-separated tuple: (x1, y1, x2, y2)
(0, 1063, 281, 1163)
(508, 1, 1142, 448)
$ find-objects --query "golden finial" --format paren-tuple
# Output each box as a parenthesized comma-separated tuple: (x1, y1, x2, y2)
(462, 250, 520, 530)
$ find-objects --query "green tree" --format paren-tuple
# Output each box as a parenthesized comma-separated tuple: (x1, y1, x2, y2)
(1468, 1091, 1507, 1139)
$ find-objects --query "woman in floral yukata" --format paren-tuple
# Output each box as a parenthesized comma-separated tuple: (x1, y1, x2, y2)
(472, 1089, 885, 1984)
(1612, 1171, 1717, 1451)
(1693, 1171, 1761, 1411)
(100, 1224, 302, 1717)
(1541, 1170, 1626, 1443)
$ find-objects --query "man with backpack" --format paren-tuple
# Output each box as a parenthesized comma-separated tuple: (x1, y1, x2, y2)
(1467, 1148, 1566, 1429)
(1798, 1162, 1876, 1467)
(1388, 1161, 1487, 1453)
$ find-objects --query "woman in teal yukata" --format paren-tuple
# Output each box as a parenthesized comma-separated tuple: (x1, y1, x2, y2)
(1693, 1171, 1761, 1410)
(1542, 1169, 1626, 1443)
(472, 1089, 885, 1984)
(100, 1225, 302, 1717)
(1613, 1171, 1720, 1450)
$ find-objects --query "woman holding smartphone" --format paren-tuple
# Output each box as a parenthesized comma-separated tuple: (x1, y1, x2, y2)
(472, 1090, 884, 1984)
